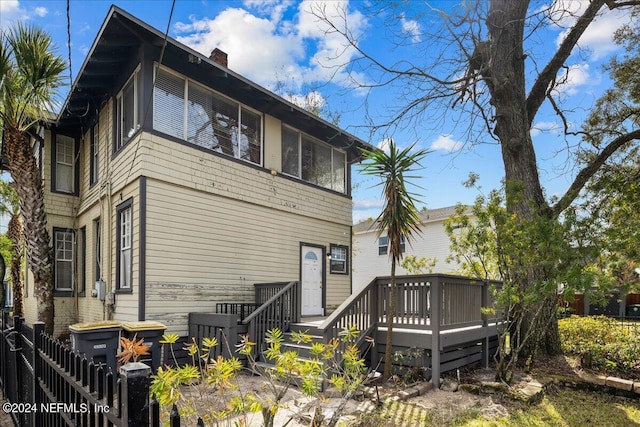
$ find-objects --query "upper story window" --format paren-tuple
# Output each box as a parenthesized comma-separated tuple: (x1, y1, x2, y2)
(90, 123, 99, 186)
(378, 235, 405, 256)
(54, 134, 75, 193)
(116, 69, 139, 151)
(281, 125, 346, 193)
(153, 67, 262, 165)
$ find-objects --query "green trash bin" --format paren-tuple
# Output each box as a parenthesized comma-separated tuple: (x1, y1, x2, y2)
(69, 321, 122, 376)
(121, 321, 167, 371)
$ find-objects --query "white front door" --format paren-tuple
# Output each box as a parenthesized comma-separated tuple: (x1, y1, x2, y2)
(301, 245, 324, 316)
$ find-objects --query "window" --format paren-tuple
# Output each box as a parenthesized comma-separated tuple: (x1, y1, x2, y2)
(117, 201, 133, 290)
(78, 227, 86, 296)
(94, 218, 102, 281)
(90, 123, 99, 186)
(378, 236, 388, 256)
(116, 70, 139, 151)
(153, 67, 263, 165)
(330, 244, 349, 274)
(378, 235, 405, 256)
(55, 134, 75, 193)
(281, 126, 346, 193)
(54, 229, 75, 293)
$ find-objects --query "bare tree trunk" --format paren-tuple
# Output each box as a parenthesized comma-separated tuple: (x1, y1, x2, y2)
(482, 0, 561, 357)
(7, 215, 24, 317)
(4, 129, 54, 334)
(383, 260, 396, 380)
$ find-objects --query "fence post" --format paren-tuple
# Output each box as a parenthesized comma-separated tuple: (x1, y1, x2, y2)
(32, 322, 45, 427)
(119, 362, 152, 427)
(430, 278, 441, 388)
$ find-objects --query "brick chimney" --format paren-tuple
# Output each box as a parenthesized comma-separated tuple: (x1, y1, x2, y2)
(209, 48, 228, 68)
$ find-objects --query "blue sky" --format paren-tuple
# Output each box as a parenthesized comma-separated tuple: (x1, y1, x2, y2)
(0, 0, 632, 224)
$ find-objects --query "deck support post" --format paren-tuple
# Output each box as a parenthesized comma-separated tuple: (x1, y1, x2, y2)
(430, 277, 441, 388)
(481, 281, 490, 368)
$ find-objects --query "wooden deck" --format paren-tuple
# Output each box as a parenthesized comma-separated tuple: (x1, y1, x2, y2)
(190, 274, 502, 385)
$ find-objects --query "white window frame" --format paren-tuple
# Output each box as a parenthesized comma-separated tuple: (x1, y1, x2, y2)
(117, 203, 133, 290)
(280, 125, 347, 193)
(116, 67, 140, 151)
(153, 65, 264, 165)
(55, 134, 75, 193)
(330, 244, 348, 274)
(54, 229, 75, 291)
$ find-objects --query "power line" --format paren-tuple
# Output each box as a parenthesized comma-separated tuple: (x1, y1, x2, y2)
(123, 0, 176, 188)
(66, 0, 72, 85)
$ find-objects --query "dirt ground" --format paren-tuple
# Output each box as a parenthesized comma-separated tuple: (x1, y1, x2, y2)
(163, 355, 604, 426)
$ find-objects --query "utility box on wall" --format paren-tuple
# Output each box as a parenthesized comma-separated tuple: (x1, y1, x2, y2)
(94, 280, 106, 301)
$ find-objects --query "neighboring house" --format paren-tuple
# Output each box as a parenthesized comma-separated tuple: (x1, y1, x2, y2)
(16, 6, 369, 336)
(352, 206, 464, 290)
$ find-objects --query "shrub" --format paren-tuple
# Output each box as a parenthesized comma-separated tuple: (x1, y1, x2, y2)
(559, 316, 640, 377)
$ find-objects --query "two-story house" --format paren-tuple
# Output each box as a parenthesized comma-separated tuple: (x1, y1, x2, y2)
(19, 6, 370, 336)
(352, 206, 464, 290)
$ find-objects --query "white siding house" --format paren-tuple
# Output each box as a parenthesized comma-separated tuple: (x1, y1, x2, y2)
(352, 206, 464, 290)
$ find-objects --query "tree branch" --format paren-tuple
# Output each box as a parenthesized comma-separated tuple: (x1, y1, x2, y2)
(551, 129, 640, 216)
(526, 0, 605, 125)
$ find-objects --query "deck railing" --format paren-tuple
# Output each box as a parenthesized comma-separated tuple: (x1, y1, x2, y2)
(320, 274, 500, 372)
(243, 281, 300, 358)
(254, 282, 291, 305)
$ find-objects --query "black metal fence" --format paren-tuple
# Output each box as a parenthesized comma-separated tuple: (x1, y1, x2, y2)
(0, 310, 165, 427)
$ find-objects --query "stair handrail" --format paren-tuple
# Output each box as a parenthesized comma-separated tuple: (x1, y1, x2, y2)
(319, 277, 380, 366)
(242, 281, 300, 359)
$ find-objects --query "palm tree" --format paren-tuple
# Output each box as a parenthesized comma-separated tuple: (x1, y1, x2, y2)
(0, 23, 66, 333)
(360, 139, 430, 381)
(0, 180, 24, 316)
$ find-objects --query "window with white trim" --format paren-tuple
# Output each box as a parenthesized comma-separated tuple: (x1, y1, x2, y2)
(116, 70, 139, 151)
(281, 125, 346, 193)
(55, 135, 75, 193)
(153, 67, 262, 165)
(117, 201, 133, 290)
(378, 235, 405, 256)
(330, 244, 348, 274)
(54, 229, 75, 291)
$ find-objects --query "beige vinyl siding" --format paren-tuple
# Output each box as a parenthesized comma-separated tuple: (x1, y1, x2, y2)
(144, 178, 351, 334)
(109, 181, 141, 323)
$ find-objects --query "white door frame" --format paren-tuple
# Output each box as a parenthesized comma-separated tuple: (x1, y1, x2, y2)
(300, 243, 325, 316)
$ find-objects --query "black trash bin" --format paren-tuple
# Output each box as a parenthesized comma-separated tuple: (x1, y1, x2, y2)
(120, 321, 167, 371)
(626, 304, 640, 318)
(69, 321, 121, 376)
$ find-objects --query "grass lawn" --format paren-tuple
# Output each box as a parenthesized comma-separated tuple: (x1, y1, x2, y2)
(353, 388, 640, 427)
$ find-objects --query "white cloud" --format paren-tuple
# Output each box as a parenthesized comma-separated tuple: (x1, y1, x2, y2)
(400, 14, 421, 43)
(376, 137, 392, 153)
(173, 0, 368, 91)
(550, 0, 632, 60)
(34, 6, 47, 17)
(0, 0, 28, 27)
(553, 63, 592, 96)
(284, 90, 326, 111)
(430, 134, 462, 153)
(353, 199, 384, 210)
(530, 121, 561, 137)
